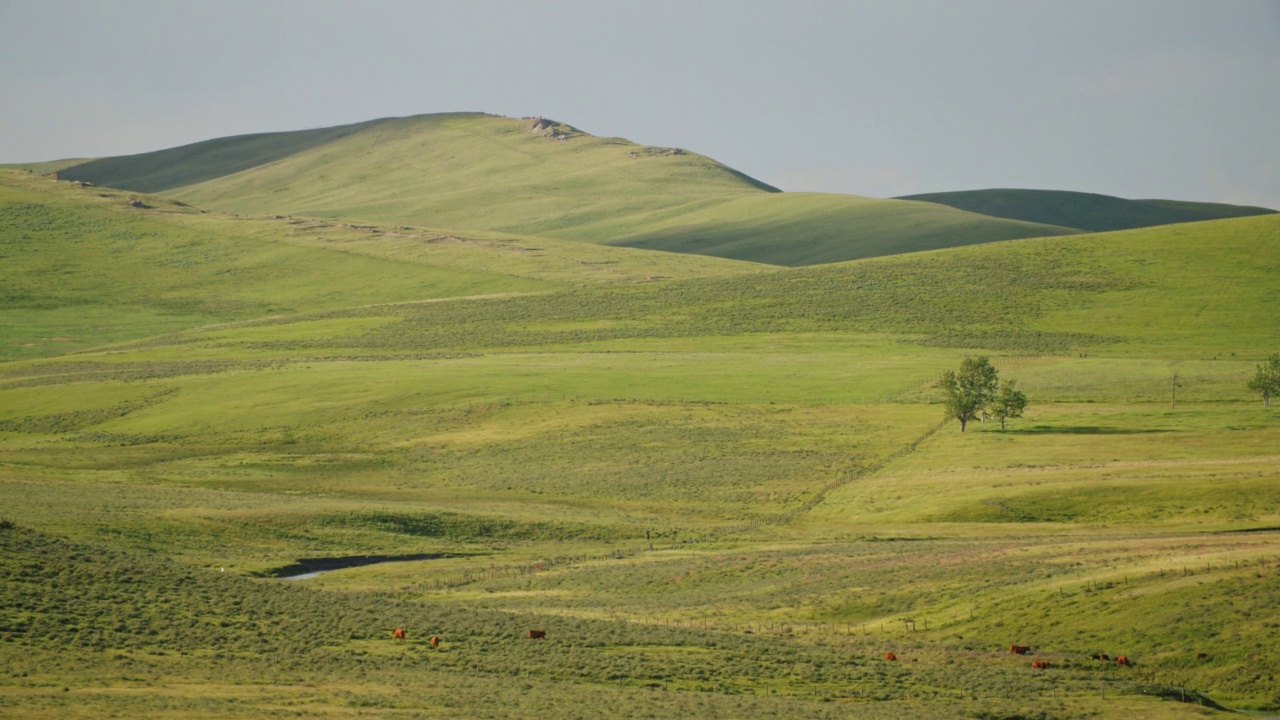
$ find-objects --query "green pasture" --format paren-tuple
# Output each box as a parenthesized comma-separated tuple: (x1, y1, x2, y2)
(2, 165, 1278, 716)
(0, 170, 552, 360)
(165, 213, 1279, 357)
(0, 524, 1242, 718)
(813, 402, 1280, 531)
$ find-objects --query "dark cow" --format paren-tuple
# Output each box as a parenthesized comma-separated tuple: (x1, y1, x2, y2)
(1196, 652, 1207, 660)
(528, 629, 546, 640)
(1010, 645, 1032, 655)
(1091, 653, 1110, 661)
(391, 628, 406, 642)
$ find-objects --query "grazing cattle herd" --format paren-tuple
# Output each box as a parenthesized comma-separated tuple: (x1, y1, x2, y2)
(387, 629, 1169, 672)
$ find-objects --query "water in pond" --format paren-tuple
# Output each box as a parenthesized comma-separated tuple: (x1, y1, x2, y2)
(266, 552, 465, 580)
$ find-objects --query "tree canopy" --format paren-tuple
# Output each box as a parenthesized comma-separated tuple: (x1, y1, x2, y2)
(1247, 353, 1280, 407)
(937, 356, 1000, 432)
(990, 379, 1028, 430)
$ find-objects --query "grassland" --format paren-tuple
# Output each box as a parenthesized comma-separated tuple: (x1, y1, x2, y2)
(0, 168, 761, 362)
(2, 162, 1279, 717)
(900, 188, 1276, 232)
(52, 113, 1080, 266)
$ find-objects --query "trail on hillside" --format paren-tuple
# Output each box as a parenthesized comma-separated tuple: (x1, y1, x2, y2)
(384, 413, 951, 593)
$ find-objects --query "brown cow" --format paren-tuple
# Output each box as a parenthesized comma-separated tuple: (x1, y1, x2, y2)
(430, 636, 440, 648)
(884, 652, 897, 661)
(1010, 645, 1032, 655)
(1115, 655, 1130, 666)
(391, 628, 406, 642)
(1196, 652, 1207, 660)
(528, 629, 546, 640)
(1031, 660, 1050, 669)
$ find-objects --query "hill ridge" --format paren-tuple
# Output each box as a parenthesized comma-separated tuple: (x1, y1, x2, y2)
(53, 113, 1080, 266)
(899, 187, 1275, 232)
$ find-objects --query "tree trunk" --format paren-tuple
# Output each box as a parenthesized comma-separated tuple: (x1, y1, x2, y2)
(959, 417, 967, 432)
(1000, 417, 1006, 431)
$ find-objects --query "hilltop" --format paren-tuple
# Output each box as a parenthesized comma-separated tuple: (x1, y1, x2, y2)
(49, 113, 1079, 266)
(899, 188, 1276, 232)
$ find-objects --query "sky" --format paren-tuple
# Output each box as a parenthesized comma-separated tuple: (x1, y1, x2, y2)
(1, 0, 1277, 208)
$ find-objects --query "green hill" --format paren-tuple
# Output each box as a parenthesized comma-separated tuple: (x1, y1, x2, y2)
(899, 188, 1276, 232)
(604, 192, 1079, 265)
(0, 168, 760, 362)
(52, 113, 1079, 266)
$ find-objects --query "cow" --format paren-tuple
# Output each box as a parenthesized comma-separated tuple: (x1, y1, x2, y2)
(884, 652, 897, 661)
(1115, 655, 1130, 666)
(1196, 652, 1207, 660)
(1010, 645, 1032, 655)
(528, 629, 546, 640)
(1091, 653, 1110, 661)
(430, 636, 440, 648)
(391, 628, 406, 642)
(1031, 660, 1050, 669)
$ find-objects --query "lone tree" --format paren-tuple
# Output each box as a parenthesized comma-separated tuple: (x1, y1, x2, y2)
(990, 379, 1028, 431)
(1247, 353, 1280, 407)
(937, 356, 999, 432)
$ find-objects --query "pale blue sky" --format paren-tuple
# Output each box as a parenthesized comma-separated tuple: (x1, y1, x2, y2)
(2, 0, 1277, 207)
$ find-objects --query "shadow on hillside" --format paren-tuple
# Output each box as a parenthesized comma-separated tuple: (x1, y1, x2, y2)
(1009, 425, 1174, 435)
(260, 552, 469, 578)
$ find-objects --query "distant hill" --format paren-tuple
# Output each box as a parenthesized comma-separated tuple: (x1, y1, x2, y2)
(52, 113, 1078, 266)
(40, 119, 388, 194)
(898, 188, 1275, 232)
(604, 193, 1078, 266)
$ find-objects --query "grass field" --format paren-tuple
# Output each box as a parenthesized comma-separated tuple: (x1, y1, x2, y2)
(2, 154, 1279, 717)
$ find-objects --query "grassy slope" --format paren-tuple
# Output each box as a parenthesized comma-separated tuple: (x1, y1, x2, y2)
(0, 158, 96, 174)
(604, 192, 1079, 266)
(130, 212, 1267, 358)
(0, 169, 761, 361)
(900, 188, 1276, 232)
(2, 193, 1278, 714)
(39, 118, 387, 193)
(56, 113, 1079, 266)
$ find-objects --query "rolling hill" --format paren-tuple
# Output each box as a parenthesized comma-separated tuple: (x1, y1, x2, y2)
(49, 113, 1080, 266)
(6, 115, 1280, 717)
(3, 212, 1280, 715)
(0, 168, 761, 361)
(899, 188, 1276, 232)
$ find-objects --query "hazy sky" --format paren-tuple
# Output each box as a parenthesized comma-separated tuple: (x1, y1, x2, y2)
(2, 0, 1277, 207)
